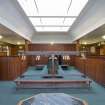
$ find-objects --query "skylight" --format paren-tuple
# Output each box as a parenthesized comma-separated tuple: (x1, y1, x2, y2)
(17, 0, 88, 32)
(35, 27, 70, 32)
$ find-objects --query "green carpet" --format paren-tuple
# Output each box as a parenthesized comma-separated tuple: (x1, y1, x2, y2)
(0, 66, 105, 105)
(0, 81, 105, 105)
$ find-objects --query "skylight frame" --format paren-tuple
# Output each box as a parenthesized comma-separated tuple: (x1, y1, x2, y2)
(29, 17, 76, 26)
(35, 26, 70, 32)
(17, 0, 89, 32)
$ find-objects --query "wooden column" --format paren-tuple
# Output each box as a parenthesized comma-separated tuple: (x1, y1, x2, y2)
(25, 40, 31, 51)
(76, 40, 80, 51)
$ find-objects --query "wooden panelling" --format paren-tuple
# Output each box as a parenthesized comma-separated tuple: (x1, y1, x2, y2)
(75, 57, 105, 85)
(28, 56, 48, 66)
(10, 45, 25, 56)
(0, 56, 27, 80)
(63, 56, 75, 66)
(28, 44, 76, 66)
(28, 44, 76, 51)
(75, 57, 85, 73)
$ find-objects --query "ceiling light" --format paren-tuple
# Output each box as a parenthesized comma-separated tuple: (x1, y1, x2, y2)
(50, 42, 54, 45)
(84, 42, 87, 45)
(102, 35, 105, 39)
(19, 46, 23, 49)
(0, 35, 3, 39)
(17, 42, 21, 45)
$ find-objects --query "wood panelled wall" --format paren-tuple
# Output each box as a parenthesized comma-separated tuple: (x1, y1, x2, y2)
(0, 57, 27, 80)
(0, 43, 105, 85)
(28, 44, 76, 66)
(75, 57, 105, 85)
(28, 44, 76, 51)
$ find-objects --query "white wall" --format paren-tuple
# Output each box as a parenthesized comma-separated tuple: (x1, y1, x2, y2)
(31, 34, 74, 43)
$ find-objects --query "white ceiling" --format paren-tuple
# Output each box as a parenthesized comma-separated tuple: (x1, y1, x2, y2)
(17, 0, 88, 32)
(80, 24, 105, 44)
(0, 0, 105, 44)
(0, 24, 25, 45)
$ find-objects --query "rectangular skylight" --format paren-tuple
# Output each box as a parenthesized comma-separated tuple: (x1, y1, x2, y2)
(17, 0, 88, 32)
(35, 27, 70, 32)
(29, 18, 76, 26)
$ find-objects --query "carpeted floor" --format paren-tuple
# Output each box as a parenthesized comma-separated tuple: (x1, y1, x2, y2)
(0, 80, 105, 105)
(0, 66, 105, 105)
